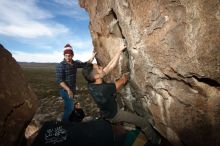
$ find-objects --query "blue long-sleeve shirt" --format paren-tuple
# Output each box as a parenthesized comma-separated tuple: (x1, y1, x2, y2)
(56, 60, 87, 94)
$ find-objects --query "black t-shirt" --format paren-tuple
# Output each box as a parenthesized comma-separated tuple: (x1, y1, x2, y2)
(88, 83, 117, 118)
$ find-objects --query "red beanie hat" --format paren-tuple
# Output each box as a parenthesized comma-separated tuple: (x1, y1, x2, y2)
(63, 44, 74, 55)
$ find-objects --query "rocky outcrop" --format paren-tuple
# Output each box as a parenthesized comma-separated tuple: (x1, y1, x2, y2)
(79, 0, 220, 145)
(0, 45, 38, 146)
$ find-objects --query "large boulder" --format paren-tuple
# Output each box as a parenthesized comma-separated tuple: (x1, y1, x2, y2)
(0, 44, 38, 146)
(79, 0, 220, 145)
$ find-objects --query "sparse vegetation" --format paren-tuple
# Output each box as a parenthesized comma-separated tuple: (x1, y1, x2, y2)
(20, 63, 59, 99)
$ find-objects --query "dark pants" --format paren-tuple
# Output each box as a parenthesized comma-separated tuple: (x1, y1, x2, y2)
(108, 106, 161, 144)
(60, 89, 74, 122)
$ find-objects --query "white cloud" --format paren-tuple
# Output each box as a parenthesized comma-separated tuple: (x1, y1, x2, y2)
(0, 0, 53, 24)
(12, 50, 95, 63)
(74, 50, 96, 63)
(12, 37, 94, 63)
(12, 51, 63, 63)
(0, 22, 68, 38)
(0, 0, 93, 63)
(0, 0, 69, 38)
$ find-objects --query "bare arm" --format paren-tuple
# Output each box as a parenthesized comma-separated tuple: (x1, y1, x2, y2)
(102, 45, 126, 76)
(115, 72, 129, 92)
(60, 82, 73, 98)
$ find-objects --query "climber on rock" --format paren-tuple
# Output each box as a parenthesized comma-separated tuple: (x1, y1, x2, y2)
(82, 42, 161, 145)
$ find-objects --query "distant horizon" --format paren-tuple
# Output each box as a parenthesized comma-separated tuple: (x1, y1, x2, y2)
(17, 58, 97, 64)
(18, 61, 58, 64)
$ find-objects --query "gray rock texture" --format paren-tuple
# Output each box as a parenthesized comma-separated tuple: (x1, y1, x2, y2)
(79, 0, 220, 145)
(0, 45, 38, 146)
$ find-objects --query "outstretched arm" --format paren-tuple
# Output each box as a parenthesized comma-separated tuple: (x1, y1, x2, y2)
(102, 44, 126, 76)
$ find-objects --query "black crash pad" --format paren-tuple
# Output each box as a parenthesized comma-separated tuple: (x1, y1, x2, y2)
(31, 119, 114, 146)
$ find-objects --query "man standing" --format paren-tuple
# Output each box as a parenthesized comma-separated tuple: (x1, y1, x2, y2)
(82, 44, 161, 145)
(56, 44, 96, 122)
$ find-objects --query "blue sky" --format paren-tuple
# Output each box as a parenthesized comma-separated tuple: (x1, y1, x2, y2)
(0, 0, 93, 63)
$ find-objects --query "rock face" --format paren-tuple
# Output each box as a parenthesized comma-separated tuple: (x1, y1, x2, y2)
(0, 45, 38, 146)
(79, 0, 220, 145)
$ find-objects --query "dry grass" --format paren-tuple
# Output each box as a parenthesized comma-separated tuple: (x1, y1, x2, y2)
(20, 63, 60, 99)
